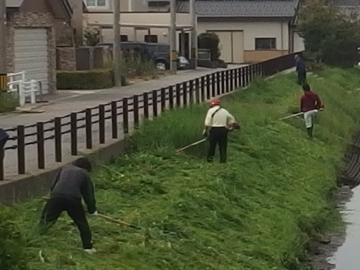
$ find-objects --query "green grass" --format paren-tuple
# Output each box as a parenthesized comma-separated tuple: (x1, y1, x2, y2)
(0, 92, 18, 113)
(3, 67, 360, 270)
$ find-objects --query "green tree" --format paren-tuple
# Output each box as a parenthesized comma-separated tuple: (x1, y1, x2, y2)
(298, 0, 360, 67)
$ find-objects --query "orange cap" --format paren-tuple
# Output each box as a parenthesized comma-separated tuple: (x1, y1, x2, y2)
(210, 99, 221, 107)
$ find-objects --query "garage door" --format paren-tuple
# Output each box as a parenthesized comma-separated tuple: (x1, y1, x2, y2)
(208, 30, 244, 63)
(14, 28, 49, 94)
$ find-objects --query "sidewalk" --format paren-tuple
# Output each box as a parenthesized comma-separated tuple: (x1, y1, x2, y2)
(1, 65, 246, 178)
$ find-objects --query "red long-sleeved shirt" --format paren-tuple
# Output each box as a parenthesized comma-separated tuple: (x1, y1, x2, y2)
(300, 91, 322, 113)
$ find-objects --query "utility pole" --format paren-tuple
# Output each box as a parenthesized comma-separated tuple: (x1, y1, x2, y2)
(0, 0, 7, 91)
(190, 0, 197, 69)
(113, 0, 122, 87)
(170, 0, 177, 71)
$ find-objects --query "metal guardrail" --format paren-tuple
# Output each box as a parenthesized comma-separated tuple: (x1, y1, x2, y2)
(0, 52, 301, 180)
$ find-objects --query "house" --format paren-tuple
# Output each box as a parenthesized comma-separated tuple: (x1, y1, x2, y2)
(178, 0, 304, 63)
(83, 0, 305, 64)
(5, 0, 72, 94)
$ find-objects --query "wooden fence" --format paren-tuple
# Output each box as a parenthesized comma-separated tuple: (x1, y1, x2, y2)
(0, 52, 301, 180)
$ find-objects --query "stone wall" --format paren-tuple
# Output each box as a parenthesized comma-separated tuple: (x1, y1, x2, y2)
(56, 47, 76, 70)
(6, 11, 57, 94)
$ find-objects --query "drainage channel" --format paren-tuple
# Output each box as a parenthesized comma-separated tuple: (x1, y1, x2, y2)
(327, 135, 360, 269)
(328, 186, 360, 269)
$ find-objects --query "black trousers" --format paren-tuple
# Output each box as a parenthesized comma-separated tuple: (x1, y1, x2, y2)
(297, 71, 307, 86)
(39, 196, 93, 249)
(207, 127, 228, 163)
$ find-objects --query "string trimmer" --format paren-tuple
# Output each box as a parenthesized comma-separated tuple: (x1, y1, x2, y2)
(42, 197, 141, 230)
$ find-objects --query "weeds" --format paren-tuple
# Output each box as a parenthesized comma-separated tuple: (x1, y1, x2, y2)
(4, 67, 360, 270)
(0, 92, 18, 113)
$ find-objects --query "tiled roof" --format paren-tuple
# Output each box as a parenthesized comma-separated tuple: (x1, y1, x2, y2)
(177, 0, 300, 18)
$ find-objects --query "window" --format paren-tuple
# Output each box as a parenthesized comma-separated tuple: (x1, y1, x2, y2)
(85, 0, 107, 7)
(144, 35, 158, 43)
(148, 1, 170, 7)
(121, 35, 128, 42)
(255, 38, 276, 50)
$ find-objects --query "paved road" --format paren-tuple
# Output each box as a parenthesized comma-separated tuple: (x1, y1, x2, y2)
(0, 65, 247, 179)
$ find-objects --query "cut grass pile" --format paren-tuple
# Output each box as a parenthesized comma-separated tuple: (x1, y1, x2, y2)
(3, 67, 360, 270)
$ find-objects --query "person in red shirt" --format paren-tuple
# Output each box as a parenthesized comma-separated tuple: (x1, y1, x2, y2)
(300, 84, 324, 138)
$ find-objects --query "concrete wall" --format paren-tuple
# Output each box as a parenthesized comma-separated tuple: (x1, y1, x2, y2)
(293, 31, 305, 53)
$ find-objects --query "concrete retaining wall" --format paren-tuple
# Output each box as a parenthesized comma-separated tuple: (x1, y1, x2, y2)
(0, 137, 126, 204)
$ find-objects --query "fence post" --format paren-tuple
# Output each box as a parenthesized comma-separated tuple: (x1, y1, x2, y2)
(54, 117, 62, 162)
(85, 109, 92, 149)
(221, 71, 225, 94)
(183, 81, 188, 106)
(99, 105, 105, 144)
(225, 70, 229, 93)
(111, 101, 118, 138)
(206, 74, 211, 100)
(37, 122, 45, 169)
(176, 84, 181, 108)
(201, 76, 205, 102)
(212, 73, 216, 97)
(230, 69, 234, 91)
(133, 95, 140, 128)
(152, 90, 158, 117)
(238, 68, 242, 87)
(216, 72, 221, 95)
(189, 80, 194, 105)
(16, 125, 25, 174)
(169, 85, 174, 109)
(123, 98, 129, 134)
(143, 92, 149, 119)
(161, 88, 166, 112)
(70, 113, 77, 156)
(195, 78, 200, 104)
(241, 67, 246, 87)
(0, 146, 4, 180)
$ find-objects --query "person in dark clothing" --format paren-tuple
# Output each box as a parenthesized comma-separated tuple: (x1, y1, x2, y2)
(295, 54, 307, 86)
(203, 99, 240, 163)
(39, 157, 97, 254)
(0, 128, 9, 162)
(300, 84, 324, 138)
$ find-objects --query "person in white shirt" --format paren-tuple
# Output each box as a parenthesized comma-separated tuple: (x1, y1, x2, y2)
(203, 99, 240, 163)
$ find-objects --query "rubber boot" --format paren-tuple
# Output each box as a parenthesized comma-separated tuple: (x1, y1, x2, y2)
(307, 127, 313, 138)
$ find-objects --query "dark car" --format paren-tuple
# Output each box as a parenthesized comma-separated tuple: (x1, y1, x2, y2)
(98, 41, 189, 70)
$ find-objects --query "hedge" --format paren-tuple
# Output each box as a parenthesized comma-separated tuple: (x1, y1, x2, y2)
(56, 69, 126, 90)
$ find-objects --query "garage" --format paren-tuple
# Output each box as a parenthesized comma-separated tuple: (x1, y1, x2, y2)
(208, 30, 244, 63)
(14, 28, 49, 94)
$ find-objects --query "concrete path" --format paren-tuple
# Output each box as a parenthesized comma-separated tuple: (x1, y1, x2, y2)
(0, 65, 247, 179)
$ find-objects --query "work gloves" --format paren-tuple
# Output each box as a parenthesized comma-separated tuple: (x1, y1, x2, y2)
(89, 211, 98, 216)
(202, 129, 208, 138)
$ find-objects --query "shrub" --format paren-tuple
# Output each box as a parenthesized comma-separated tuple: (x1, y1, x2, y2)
(298, 0, 360, 67)
(84, 27, 100, 46)
(0, 208, 29, 270)
(56, 69, 126, 90)
(198, 32, 221, 61)
(0, 92, 18, 113)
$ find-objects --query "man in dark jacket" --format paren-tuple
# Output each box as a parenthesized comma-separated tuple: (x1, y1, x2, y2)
(295, 54, 307, 86)
(300, 84, 324, 138)
(39, 157, 97, 253)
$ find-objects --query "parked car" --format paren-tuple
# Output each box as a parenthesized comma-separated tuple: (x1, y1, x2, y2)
(97, 41, 189, 70)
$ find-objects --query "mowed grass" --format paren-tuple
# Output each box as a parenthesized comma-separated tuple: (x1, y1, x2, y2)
(5, 67, 360, 270)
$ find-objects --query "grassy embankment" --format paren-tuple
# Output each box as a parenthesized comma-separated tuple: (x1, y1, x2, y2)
(4, 67, 360, 270)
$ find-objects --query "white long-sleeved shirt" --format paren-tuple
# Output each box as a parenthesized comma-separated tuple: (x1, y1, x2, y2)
(204, 106, 236, 127)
